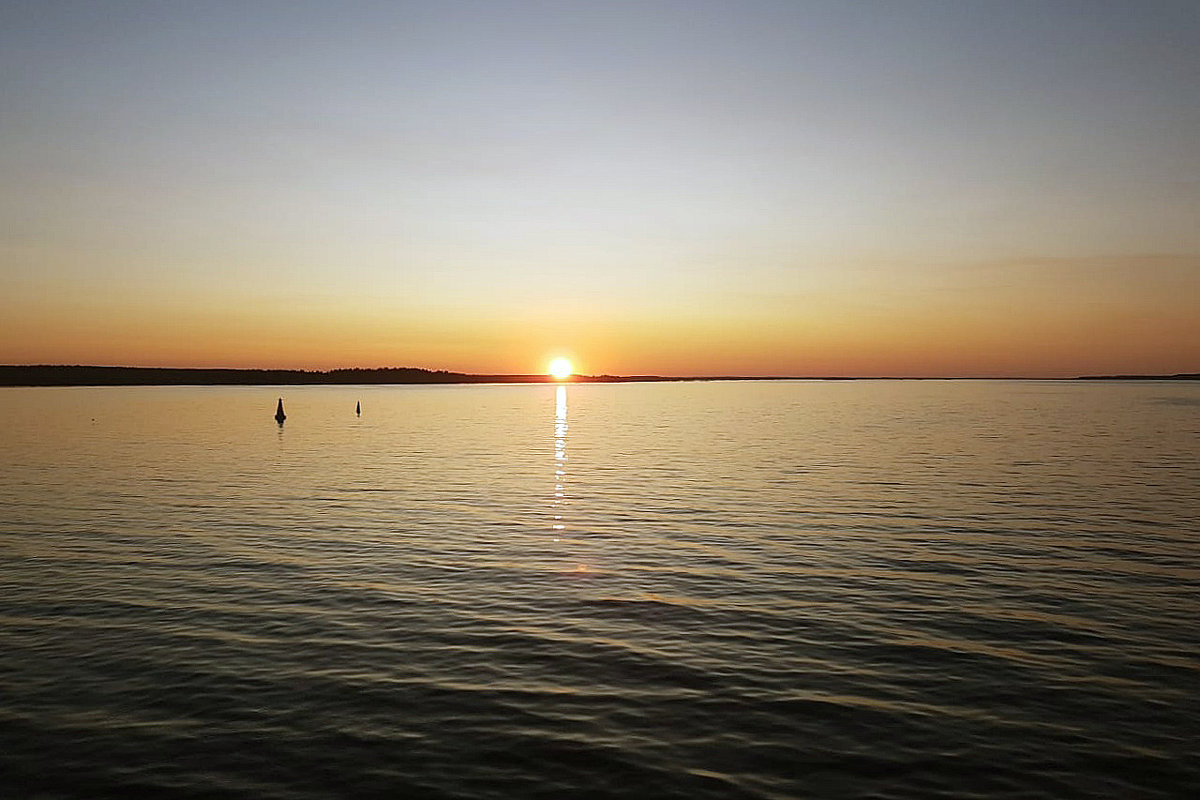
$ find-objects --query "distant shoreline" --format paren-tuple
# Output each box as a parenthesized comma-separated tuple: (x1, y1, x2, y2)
(1075, 373, 1200, 381)
(1, 365, 1197, 387)
(0, 365, 768, 387)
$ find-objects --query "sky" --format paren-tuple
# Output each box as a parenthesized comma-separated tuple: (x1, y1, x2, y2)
(1, 0, 1197, 377)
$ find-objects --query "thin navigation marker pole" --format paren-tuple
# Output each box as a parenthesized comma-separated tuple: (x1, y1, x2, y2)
(275, 398, 286, 425)
(356, 401, 360, 416)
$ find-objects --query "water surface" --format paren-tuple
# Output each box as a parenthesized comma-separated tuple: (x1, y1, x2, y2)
(1, 381, 1197, 798)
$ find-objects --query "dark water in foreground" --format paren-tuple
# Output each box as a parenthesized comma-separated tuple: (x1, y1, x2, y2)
(1, 381, 1197, 799)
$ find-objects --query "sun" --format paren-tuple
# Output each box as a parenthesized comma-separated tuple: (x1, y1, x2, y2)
(548, 357, 573, 380)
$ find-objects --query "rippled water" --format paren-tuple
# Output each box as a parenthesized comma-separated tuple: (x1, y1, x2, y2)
(1, 381, 1197, 799)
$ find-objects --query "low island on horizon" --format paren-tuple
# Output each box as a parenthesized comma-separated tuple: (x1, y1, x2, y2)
(1, 365, 1197, 387)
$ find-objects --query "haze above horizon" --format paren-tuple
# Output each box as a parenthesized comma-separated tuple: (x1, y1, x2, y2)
(2, 1, 1197, 378)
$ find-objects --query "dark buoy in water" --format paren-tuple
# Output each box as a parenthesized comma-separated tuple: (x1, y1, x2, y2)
(274, 398, 286, 425)
(356, 401, 361, 416)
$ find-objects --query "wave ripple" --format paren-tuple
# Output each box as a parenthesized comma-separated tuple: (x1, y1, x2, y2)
(1, 381, 1197, 798)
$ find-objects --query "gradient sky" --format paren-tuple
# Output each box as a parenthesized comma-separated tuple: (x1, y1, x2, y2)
(2, 0, 1197, 376)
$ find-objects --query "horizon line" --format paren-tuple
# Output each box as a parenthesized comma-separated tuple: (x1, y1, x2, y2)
(1, 364, 1198, 386)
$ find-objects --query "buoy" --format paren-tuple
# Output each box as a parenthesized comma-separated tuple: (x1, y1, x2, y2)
(274, 398, 286, 424)
(356, 401, 361, 416)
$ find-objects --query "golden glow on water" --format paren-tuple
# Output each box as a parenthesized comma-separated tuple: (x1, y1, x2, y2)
(552, 385, 568, 533)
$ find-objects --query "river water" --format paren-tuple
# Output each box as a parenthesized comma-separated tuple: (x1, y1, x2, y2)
(1, 380, 1196, 798)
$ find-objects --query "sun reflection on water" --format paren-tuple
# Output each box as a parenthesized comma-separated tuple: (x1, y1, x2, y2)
(552, 385, 567, 533)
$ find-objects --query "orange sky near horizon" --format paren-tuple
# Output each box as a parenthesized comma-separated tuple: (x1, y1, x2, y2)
(3, 251, 1195, 377)
(2, 3, 1197, 378)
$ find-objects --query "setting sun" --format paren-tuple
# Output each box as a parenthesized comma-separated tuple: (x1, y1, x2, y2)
(548, 358, 573, 379)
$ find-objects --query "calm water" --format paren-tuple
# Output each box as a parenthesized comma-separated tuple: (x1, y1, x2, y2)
(1, 381, 1197, 799)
